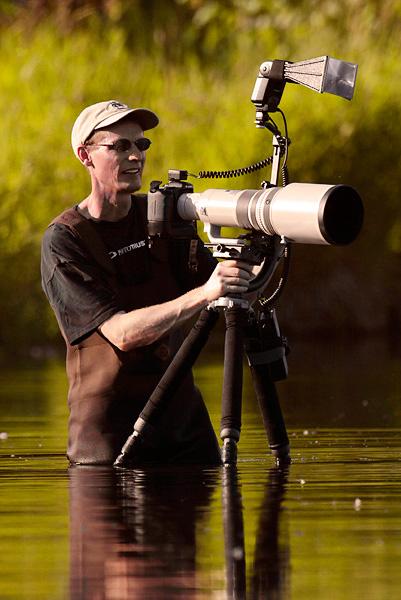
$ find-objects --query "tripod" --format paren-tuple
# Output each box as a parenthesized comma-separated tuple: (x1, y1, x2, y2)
(114, 291, 290, 467)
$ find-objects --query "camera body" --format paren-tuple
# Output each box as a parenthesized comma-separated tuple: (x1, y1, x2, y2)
(147, 172, 197, 239)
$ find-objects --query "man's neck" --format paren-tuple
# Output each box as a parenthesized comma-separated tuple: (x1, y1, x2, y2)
(78, 193, 132, 222)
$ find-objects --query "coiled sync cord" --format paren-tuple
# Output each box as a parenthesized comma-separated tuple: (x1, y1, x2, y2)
(196, 154, 274, 180)
(193, 109, 289, 184)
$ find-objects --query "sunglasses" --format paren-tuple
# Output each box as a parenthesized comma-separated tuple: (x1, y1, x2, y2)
(87, 137, 152, 153)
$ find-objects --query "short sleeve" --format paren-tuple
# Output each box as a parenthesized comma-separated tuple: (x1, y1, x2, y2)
(41, 224, 121, 345)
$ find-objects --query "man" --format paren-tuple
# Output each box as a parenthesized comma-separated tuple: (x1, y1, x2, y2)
(41, 100, 253, 466)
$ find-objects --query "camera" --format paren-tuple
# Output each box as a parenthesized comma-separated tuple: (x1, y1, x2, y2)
(148, 174, 363, 251)
(147, 55, 363, 254)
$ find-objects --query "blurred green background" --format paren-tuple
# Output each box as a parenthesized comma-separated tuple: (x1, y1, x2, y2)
(1, 0, 400, 360)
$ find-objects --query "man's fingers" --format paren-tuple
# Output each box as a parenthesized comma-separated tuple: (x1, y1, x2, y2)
(237, 267, 253, 280)
(203, 259, 256, 302)
(217, 264, 253, 280)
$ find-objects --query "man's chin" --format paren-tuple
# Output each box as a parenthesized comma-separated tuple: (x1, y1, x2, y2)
(119, 179, 142, 194)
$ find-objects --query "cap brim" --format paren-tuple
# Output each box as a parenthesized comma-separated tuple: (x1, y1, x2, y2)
(93, 108, 159, 133)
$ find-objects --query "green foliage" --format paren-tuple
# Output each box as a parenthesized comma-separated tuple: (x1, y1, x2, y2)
(1, 0, 401, 355)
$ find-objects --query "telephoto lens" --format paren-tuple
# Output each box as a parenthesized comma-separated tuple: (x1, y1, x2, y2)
(178, 183, 363, 245)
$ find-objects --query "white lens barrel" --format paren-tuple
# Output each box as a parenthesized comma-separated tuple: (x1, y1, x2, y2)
(177, 189, 254, 228)
(177, 183, 363, 245)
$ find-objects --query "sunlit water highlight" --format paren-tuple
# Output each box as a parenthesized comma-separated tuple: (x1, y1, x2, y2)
(1, 339, 401, 599)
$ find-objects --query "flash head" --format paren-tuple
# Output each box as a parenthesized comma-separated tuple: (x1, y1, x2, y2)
(251, 55, 358, 124)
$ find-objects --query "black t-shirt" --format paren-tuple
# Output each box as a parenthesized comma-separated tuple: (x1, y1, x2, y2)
(41, 201, 216, 346)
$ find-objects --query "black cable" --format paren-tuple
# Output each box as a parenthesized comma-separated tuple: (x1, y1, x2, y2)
(252, 108, 291, 308)
(194, 154, 274, 180)
(272, 109, 289, 187)
(192, 109, 290, 184)
(258, 244, 291, 309)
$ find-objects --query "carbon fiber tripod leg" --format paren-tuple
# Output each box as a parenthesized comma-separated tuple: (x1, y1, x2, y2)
(245, 309, 290, 464)
(249, 366, 290, 463)
(220, 306, 248, 465)
(114, 307, 219, 467)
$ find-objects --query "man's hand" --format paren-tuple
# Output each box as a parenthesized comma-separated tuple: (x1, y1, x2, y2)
(202, 260, 254, 302)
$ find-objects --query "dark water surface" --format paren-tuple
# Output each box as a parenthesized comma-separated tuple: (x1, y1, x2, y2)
(1, 339, 401, 599)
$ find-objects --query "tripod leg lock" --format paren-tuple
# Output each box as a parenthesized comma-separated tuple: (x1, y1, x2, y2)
(113, 417, 150, 467)
(220, 427, 240, 442)
(221, 437, 238, 466)
(220, 428, 240, 466)
(113, 430, 140, 467)
(270, 442, 291, 465)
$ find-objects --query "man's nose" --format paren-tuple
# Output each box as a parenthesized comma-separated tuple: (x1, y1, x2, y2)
(128, 141, 144, 160)
(128, 147, 142, 159)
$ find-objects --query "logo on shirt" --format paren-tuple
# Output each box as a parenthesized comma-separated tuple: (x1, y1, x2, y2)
(109, 239, 146, 260)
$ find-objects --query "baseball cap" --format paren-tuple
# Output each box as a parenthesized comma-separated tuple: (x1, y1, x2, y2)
(71, 100, 159, 158)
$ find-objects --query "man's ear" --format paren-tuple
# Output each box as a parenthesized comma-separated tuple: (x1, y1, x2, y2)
(77, 145, 93, 166)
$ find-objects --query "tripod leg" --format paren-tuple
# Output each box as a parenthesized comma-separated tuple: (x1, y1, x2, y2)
(245, 309, 290, 464)
(114, 307, 219, 467)
(220, 306, 248, 465)
(249, 365, 290, 464)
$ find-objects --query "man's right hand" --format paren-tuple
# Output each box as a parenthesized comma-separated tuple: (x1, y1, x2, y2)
(202, 260, 254, 302)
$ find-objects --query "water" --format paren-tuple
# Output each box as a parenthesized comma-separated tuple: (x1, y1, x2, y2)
(1, 339, 401, 599)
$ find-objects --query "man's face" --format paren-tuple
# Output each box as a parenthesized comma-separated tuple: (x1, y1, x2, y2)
(85, 120, 148, 195)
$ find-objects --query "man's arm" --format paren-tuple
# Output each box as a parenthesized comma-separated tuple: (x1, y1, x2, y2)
(99, 260, 253, 351)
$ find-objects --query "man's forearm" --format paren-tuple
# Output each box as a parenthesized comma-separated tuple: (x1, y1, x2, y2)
(99, 259, 254, 352)
(99, 285, 209, 352)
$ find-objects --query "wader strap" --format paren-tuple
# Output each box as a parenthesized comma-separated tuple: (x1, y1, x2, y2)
(188, 239, 199, 272)
(50, 207, 116, 276)
(51, 195, 198, 288)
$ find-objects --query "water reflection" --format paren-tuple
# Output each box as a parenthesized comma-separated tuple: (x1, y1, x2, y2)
(69, 464, 290, 599)
(222, 467, 289, 600)
(69, 465, 218, 599)
(249, 467, 289, 600)
(222, 468, 246, 599)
